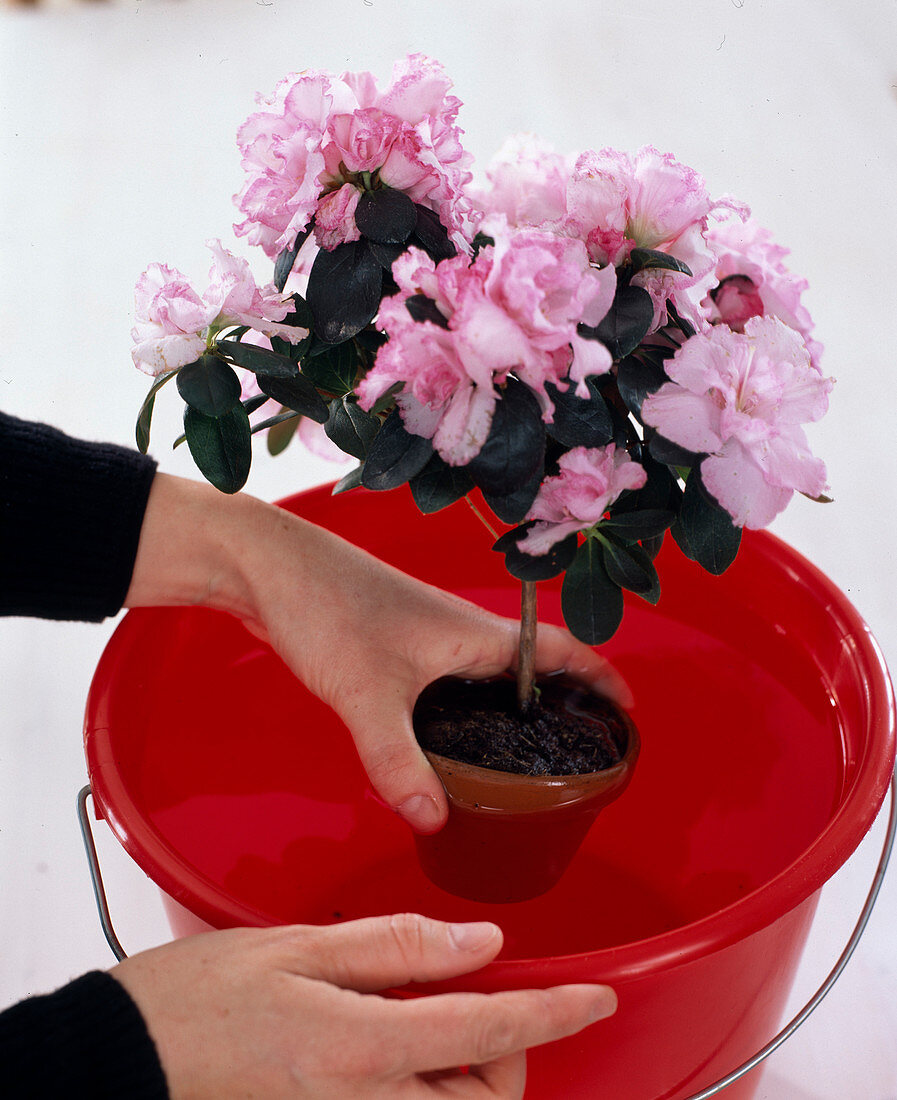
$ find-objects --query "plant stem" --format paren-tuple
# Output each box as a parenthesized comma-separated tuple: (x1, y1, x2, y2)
(517, 580, 538, 713)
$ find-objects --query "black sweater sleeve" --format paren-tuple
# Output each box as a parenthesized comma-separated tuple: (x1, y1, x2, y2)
(0, 971, 169, 1099)
(0, 412, 157, 621)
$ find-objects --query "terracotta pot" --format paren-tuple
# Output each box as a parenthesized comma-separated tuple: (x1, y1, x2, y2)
(413, 686, 640, 903)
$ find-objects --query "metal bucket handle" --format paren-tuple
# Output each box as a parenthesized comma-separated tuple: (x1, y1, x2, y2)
(77, 770, 897, 1098)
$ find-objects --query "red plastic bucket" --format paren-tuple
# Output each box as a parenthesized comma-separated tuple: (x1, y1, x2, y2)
(83, 484, 895, 1099)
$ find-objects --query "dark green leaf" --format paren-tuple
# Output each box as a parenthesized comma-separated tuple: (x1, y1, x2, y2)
(629, 248, 692, 277)
(616, 354, 668, 418)
(256, 372, 329, 423)
(561, 539, 624, 645)
(176, 353, 242, 417)
(283, 293, 314, 330)
(242, 393, 270, 417)
(266, 410, 299, 456)
(250, 410, 301, 436)
(546, 377, 614, 447)
(355, 187, 417, 244)
(468, 379, 545, 497)
(482, 463, 543, 525)
(672, 465, 741, 574)
(405, 295, 449, 328)
(368, 240, 405, 270)
(361, 407, 434, 490)
(300, 340, 360, 397)
(135, 368, 178, 453)
(274, 226, 311, 292)
(648, 433, 698, 467)
(325, 397, 381, 460)
(493, 525, 578, 582)
(307, 240, 383, 344)
(581, 283, 654, 360)
(409, 453, 474, 513)
(183, 405, 251, 494)
(216, 338, 301, 379)
(332, 464, 365, 494)
(600, 509, 675, 541)
(599, 535, 661, 603)
(412, 204, 457, 261)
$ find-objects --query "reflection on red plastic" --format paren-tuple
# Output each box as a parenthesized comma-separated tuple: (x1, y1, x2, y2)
(85, 484, 895, 1099)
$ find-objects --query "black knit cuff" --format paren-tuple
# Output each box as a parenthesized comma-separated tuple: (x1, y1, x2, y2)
(0, 413, 157, 621)
(0, 970, 169, 1099)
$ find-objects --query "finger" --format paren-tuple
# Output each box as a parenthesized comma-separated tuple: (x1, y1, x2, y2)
(418, 1051, 526, 1097)
(339, 688, 449, 833)
(284, 913, 504, 992)
(530, 622, 634, 708)
(374, 984, 618, 1076)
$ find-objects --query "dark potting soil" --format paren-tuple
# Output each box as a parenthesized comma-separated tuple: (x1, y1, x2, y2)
(413, 675, 628, 776)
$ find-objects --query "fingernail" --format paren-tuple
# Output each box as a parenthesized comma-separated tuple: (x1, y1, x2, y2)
(396, 794, 444, 834)
(448, 922, 500, 952)
(587, 987, 618, 1022)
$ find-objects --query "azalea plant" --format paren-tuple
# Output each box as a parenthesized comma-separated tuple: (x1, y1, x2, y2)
(132, 54, 832, 711)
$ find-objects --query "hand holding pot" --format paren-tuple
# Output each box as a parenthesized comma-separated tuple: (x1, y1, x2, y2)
(112, 913, 616, 1098)
(126, 474, 632, 833)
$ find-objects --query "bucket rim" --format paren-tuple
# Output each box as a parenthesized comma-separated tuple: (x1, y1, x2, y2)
(85, 485, 897, 981)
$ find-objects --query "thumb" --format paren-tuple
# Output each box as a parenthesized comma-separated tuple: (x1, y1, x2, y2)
(290, 913, 504, 992)
(339, 687, 448, 834)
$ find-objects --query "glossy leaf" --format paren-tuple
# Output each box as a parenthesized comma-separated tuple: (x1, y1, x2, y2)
(176, 353, 242, 417)
(648, 432, 698, 467)
(405, 295, 449, 328)
(368, 240, 405, 271)
(274, 226, 311, 292)
(672, 466, 741, 574)
(135, 368, 178, 453)
(412, 203, 456, 261)
(255, 371, 329, 423)
(629, 248, 692, 277)
(468, 379, 545, 497)
(300, 340, 360, 397)
(545, 376, 613, 447)
(242, 393, 270, 417)
(493, 525, 578, 582)
(266, 410, 300, 456)
(600, 509, 675, 542)
(362, 407, 434, 490)
(581, 283, 654, 360)
(307, 240, 383, 344)
(482, 464, 543, 525)
(332, 464, 365, 495)
(409, 453, 474, 513)
(561, 539, 624, 645)
(600, 534, 661, 603)
(217, 338, 301, 379)
(325, 397, 381, 460)
(183, 404, 251, 494)
(617, 354, 668, 418)
(355, 187, 417, 244)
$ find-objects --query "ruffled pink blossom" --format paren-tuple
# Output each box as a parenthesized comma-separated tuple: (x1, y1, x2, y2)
(314, 183, 362, 250)
(131, 240, 305, 376)
(233, 54, 474, 259)
(704, 218, 823, 367)
(640, 316, 833, 528)
(518, 445, 648, 555)
(472, 134, 571, 233)
(355, 228, 615, 465)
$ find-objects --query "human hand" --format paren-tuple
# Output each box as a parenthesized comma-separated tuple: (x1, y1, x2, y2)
(112, 913, 616, 1098)
(126, 475, 632, 832)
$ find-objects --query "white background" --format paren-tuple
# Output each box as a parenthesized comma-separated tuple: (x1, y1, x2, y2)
(1, 1, 896, 1096)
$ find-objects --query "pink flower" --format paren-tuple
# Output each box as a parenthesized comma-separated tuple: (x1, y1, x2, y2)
(355, 228, 615, 465)
(640, 316, 833, 528)
(314, 183, 362, 250)
(704, 218, 823, 367)
(131, 240, 306, 376)
(518, 445, 648, 555)
(234, 55, 474, 259)
(472, 134, 571, 232)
